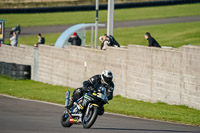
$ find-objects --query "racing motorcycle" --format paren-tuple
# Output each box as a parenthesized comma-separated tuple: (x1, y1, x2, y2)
(60, 85, 108, 129)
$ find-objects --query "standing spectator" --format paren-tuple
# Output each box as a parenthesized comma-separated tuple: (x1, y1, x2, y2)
(68, 32, 82, 46)
(10, 31, 18, 47)
(145, 32, 161, 48)
(34, 33, 45, 47)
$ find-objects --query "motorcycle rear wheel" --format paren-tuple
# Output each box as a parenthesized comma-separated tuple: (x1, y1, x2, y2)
(83, 106, 98, 129)
(60, 112, 73, 128)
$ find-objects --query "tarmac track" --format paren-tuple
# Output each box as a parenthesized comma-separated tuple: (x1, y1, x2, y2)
(0, 95, 200, 133)
(5, 15, 200, 38)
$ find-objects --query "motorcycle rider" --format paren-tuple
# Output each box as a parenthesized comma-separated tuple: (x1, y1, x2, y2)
(67, 70, 114, 115)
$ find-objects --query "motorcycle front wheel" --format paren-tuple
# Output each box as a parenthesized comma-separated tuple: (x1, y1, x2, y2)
(83, 106, 98, 129)
(60, 111, 73, 128)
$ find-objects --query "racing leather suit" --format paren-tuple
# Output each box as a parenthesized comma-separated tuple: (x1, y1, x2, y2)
(67, 75, 114, 114)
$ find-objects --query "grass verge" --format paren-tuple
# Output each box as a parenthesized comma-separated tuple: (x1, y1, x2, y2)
(0, 76, 200, 126)
(10, 22, 200, 48)
(1, 3, 200, 28)
(0, 76, 74, 104)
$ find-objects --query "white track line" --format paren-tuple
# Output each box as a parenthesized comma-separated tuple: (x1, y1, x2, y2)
(0, 94, 64, 107)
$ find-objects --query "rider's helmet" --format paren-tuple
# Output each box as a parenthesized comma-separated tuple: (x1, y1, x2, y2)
(101, 70, 113, 85)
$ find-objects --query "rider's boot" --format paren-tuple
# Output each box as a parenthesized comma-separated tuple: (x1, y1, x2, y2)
(66, 98, 74, 110)
(66, 88, 82, 110)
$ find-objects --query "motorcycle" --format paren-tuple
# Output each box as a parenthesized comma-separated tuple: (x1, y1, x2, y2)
(60, 85, 108, 129)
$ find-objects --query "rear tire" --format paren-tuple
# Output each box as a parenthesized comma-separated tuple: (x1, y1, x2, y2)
(83, 106, 98, 129)
(60, 111, 73, 128)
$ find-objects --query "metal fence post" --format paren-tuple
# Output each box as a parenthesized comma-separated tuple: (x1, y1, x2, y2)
(107, 0, 115, 36)
(95, 0, 99, 49)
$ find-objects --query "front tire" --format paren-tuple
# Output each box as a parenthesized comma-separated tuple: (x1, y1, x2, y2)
(83, 106, 98, 129)
(60, 112, 73, 128)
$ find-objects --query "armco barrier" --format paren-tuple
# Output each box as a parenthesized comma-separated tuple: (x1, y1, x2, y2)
(1, 0, 200, 13)
(0, 44, 200, 110)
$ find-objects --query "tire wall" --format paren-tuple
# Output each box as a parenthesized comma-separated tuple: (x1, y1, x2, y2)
(0, 45, 34, 80)
(0, 62, 31, 80)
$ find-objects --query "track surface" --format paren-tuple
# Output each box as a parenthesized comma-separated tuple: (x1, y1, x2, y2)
(5, 15, 200, 38)
(0, 95, 200, 133)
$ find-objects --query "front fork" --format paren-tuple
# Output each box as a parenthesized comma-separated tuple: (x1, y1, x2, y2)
(85, 103, 99, 117)
(65, 91, 70, 108)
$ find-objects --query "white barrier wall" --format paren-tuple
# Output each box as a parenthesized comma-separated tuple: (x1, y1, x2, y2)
(181, 46, 200, 109)
(1, 44, 200, 110)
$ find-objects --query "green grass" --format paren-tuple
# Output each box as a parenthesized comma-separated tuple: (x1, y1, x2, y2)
(1, 3, 200, 28)
(98, 21, 200, 48)
(0, 76, 74, 104)
(105, 95, 200, 126)
(0, 76, 200, 126)
(12, 22, 200, 48)
(18, 33, 61, 46)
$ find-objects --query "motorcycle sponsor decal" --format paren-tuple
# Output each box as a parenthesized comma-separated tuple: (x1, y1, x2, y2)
(78, 104, 84, 110)
(91, 104, 99, 107)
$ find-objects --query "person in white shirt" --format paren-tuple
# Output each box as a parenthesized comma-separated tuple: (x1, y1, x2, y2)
(99, 34, 120, 50)
(99, 34, 110, 50)
(10, 31, 18, 47)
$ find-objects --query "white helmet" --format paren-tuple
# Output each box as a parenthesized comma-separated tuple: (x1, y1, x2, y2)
(101, 70, 113, 84)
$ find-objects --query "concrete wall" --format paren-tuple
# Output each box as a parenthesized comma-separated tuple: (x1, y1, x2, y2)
(181, 46, 200, 110)
(1, 44, 200, 110)
(126, 45, 183, 104)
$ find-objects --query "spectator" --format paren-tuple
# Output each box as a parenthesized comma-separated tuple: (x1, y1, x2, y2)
(100, 34, 120, 50)
(68, 32, 82, 46)
(99, 34, 110, 50)
(34, 33, 45, 47)
(10, 31, 18, 47)
(145, 32, 161, 48)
